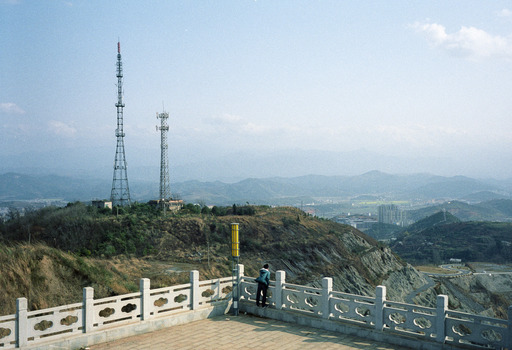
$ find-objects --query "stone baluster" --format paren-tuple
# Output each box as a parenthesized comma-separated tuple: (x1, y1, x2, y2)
(140, 278, 150, 320)
(16, 297, 27, 348)
(322, 277, 332, 319)
(236, 263, 244, 301)
(275, 270, 286, 310)
(190, 270, 199, 310)
(375, 285, 386, 331)
(233, 264, 244, 313)
(83, 287, 94, 333)
(436, 295, 448, 343)
(237, 264, 244, 281)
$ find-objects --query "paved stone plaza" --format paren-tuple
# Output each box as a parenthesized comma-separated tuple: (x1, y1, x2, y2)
(88, 314, 411, 350)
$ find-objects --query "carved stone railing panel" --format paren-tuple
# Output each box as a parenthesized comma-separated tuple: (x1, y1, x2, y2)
(239, 277, 275, 306)
(93, 292, 140, 327)
(150, 283, 193, 316)
(330, 291, 375, 326)
(382, 301, 437, 340)
(198, 277, 233, 306)
(0, 313, 16, 349)
(281, 283, 322, 316)
(25, 302, 83, 343)
(445, 310, 508, 349)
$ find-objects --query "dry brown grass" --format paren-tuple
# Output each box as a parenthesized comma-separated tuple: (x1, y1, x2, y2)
(0, 243, 195, 316)
(0, 205, 395, 316)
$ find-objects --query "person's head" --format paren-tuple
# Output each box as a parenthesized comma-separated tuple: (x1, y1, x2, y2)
(263, 264, 269, 269)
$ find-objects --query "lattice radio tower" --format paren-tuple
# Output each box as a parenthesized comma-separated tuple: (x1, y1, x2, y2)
(110, 42, 131, 207)
(156, 110, 171, 202)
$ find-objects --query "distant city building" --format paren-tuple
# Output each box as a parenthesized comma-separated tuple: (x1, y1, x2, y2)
(334, 214, 377, 232)
(378, 204, 406, 226)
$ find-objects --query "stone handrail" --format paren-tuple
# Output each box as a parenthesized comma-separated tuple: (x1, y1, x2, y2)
(1, 265, 511, 349)
(0, 271, 232, 349)
(239, 267, 512, 349)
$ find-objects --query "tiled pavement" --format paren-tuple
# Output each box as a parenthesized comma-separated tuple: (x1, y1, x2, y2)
(87, 314, 411, 349)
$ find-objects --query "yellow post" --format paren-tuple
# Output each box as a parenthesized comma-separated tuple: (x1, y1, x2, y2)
(231, 223, 240, 316)
(231, 223, 239, 257)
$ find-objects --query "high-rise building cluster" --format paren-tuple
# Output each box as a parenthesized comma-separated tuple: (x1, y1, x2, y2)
(378, 204, 406, 226)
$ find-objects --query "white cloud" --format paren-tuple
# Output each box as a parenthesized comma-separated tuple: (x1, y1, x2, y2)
(412, 21, 512, 59)
(0, 102, 25, 115)
(202, 113, 274, 135)
(48, 120, 77, 137)
(497, 9, 512, 18)
(206, 114, 243, 125)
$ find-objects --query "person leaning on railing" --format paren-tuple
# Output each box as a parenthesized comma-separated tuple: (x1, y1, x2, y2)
(255, 264, 270, 307)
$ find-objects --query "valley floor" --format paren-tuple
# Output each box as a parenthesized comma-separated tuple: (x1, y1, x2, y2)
(412, 262, 512, 319)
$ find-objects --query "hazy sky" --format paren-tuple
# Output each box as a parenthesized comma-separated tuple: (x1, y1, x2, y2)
(2, 1, 512, 180)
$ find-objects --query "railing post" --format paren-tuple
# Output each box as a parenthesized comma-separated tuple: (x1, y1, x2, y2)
(375, 285, 386, 331)
(275, 270, 286, 310)
(236, 263, 244, 300)
(83, 287, 94, 333)
(237, 264, 244, 281)
(233, 264, 244, 314)
(507, 305, 512, 348)
(190, 270, 199, 310)
(140, 278, 150, 320)
(16, 297, 27, 348)
(436, 295, 448, 344)
(322, 277, 332, 319)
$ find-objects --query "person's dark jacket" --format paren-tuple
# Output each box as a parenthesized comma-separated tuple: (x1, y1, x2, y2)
(255, 267, 270, 286)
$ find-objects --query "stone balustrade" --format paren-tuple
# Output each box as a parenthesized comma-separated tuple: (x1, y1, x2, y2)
(0, 264, 510, 349)
(0, 271, 232, 349)
(238, 266, 512, 349)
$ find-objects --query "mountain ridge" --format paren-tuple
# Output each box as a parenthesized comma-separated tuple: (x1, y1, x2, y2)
(1, 171, 511, 206)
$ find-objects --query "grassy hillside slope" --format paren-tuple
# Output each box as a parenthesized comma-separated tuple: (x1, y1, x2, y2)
(391, 217, 512, 265)
(1, 204, 423, 316)
(0, 243, 195, 315)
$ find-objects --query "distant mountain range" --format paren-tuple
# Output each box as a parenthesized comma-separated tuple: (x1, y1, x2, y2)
(2, 147, 508, 183)
(170, 171, 512, 206)
(406, 199, 512, 222)
(1, 171, 511, 207)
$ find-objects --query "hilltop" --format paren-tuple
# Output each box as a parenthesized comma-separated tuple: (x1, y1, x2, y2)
(0, 204, 424, 315)
(2, 203, 511, 319)
(390, 211, 512, 265)
(406, 199, 512, 222)
(405, 210, 461, 232)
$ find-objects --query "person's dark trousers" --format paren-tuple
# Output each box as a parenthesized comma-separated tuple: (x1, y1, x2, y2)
(256, 282, 268, 307)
